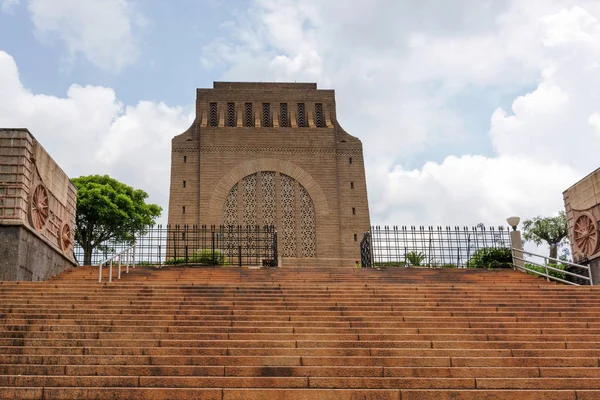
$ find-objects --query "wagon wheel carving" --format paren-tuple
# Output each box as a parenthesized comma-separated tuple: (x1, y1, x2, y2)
(573, 212, 599, 257)
(59, 223, 72, 253)
(28, 184, 49, 231)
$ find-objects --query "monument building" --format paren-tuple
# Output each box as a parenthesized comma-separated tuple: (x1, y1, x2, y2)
(167, 82, 370, 267)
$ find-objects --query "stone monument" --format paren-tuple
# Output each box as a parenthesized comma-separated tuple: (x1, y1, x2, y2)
(168, 82, 371, 267)
(0, 129, 77, 280)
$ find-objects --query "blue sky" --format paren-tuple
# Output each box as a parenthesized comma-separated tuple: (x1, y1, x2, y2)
(0, 0, 599, 228)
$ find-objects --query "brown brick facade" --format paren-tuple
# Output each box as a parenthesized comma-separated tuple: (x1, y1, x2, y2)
(167, 82, 370, 267)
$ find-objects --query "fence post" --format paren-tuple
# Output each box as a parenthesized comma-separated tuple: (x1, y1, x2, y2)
(211, 231, 215, 265)
(132, 244, 136, 269)
(109, 259, 113, 283)
(98, 263, 103, 283)
(117, 256, 121, 280)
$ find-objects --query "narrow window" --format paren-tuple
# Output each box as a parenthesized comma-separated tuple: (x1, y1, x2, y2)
(183, 180, 187, 188)
(182, 232, 186, 240)
(297, 103, 306, 127)
(226, 103, 235, 127)
(352, 207, 356, 215)
(244, 103, 253, 127)
(183, 155, 187, 163)
(349, 157, 353, 164)
(315, 103, 324, 127)
(209, 102, 218, 127)
(262, 103, 271, 127)
(350, 182, 354, 189)
(182, 206, 186, 214)
(354, 233, 358, 242)
(280, 103, 288, 127)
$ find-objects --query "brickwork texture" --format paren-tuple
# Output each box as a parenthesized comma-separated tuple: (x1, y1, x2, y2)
(167, 82, 371, 267)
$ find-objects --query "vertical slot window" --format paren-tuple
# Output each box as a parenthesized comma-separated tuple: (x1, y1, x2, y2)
(315, 103, 324, 127)
(280, 103, 288, 127)
(183, 155, 187, 163)
(297, 103, 306, 127)
(183, 180, 187, 188)
(350, 182, 354, 189)
(352, 207, 356, 215)
(354, 233, 358, 242)
(244, 103, 253, 127)
(182, 206, 186, 214)
(262, 103, 271, 127)
(209, 102, 218, 127)
(349, 157, 353, 164)
(226, 103, 235, 127)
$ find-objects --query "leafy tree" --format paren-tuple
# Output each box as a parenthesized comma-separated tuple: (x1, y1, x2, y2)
(522, 211, 568, 260)
(72, 175, 162, 265)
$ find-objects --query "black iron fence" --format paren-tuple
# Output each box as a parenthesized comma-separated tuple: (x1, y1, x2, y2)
(362, 225, 511, 268)
(74, 225, 278, 267)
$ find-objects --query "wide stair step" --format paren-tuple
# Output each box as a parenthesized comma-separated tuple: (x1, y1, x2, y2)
(1, 266, 600, 399)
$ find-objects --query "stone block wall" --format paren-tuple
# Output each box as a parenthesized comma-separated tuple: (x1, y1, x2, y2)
(0, 129, 77, 280)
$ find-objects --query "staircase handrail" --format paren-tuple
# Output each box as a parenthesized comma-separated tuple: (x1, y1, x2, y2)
(97, 244, 136, 283)
(511, 247, 593, 286)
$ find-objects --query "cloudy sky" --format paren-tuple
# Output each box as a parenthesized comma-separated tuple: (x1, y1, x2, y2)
(1, 0, 598, 229)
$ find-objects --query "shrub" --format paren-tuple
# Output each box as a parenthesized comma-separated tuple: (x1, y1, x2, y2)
(405, 251, 427, 266)
(165, 249, 225, 266)
(440, 263, 458, 268)
(467, 247, 512, 269)
(374, 261, 407, 268)
(524, 262, 566, 280)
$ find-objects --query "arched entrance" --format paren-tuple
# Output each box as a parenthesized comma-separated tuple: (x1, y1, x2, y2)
(223, 171, 316, 258)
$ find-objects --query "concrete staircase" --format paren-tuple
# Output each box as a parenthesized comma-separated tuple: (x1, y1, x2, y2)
(1, 266, 600, 399)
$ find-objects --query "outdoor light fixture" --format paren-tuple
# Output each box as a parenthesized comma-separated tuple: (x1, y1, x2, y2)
(506, 216, 520, 231)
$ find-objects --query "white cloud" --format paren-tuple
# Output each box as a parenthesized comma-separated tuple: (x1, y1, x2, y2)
(0, 51, 193, 219)
(201, 0, 600, 230)
(1, 0, 19, 13)
(27, 0, 143, 71)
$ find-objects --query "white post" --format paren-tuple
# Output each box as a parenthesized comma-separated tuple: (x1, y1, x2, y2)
(118, 255, 122, 280)
(109, 259, 113, 283)
(98, 263, 103, 283)
(126, 249, 130, 274)
(510, 229, 525, 270)
(132, 245, 136, 269)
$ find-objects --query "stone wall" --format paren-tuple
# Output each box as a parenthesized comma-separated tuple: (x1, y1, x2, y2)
(0, 129, 77, 280)
(168, 82, 371, 267)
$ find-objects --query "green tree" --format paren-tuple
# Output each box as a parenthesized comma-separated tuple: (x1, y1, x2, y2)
(72, 175, 162, 265)
(522, 211, 568, 260)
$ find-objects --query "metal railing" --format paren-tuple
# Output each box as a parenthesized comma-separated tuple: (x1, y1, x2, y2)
(98, 245, 136, 283)
(75, 225, 278, 267)
(511, 247, 593, 286)
(367, 225, 510, 268)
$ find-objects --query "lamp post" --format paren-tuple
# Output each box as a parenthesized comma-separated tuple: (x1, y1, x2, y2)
(507, 216, 520, 231)
(506, 216, 524, 270)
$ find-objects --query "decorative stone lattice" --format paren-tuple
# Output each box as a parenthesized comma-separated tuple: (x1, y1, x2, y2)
(244, 103, 253, 127)
(224, 184, 238, 252)
(297, 103, 306, 128)
(280, 174, 296, 257)
(222, 172, 318, 259)
(227, 103, 235, 127)
(243, 174, 257, 257)
(209, 102, 218, 127)
(315, 103, 324, 128)
(262, 103, 271, 127)
(243, 174, 257, 226)
(280, 103, 288, 127)
(262, 172, 276, 227)
(300, 186, 316, 257)
(224, 184, 238, 227)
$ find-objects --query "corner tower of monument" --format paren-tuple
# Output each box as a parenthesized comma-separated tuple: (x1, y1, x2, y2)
(167, 82, 370, 267)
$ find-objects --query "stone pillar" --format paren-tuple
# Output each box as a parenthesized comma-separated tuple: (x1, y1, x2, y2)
(510, 230, 525, 270)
